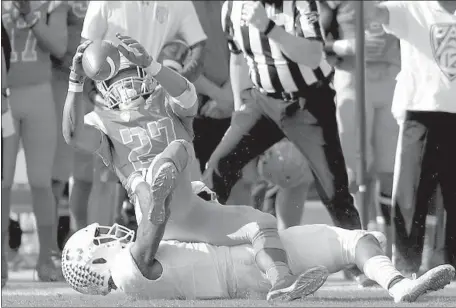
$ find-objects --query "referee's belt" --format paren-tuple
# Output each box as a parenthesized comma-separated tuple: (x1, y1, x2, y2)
(262, 73, 334, 102)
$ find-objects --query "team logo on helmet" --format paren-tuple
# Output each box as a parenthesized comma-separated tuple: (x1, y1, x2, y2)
(430, 23, 456, 81)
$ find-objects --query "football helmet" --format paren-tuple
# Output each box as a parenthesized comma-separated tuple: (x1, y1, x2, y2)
(95, 54, 158, 110)
(61, 223, 135, 295)
(257, 139, 313, 189)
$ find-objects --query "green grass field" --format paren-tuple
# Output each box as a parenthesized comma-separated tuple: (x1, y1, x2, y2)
(2, 272, 456, 307)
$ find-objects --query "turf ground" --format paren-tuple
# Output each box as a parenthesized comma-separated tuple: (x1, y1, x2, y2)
(5, 150, 456, 307)
(2, 271, 456, 307)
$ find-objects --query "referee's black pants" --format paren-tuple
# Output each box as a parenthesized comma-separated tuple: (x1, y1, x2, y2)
(193, 117, 231, 174)
(212, 83, 361, 230)
(392, 111, 456, 273)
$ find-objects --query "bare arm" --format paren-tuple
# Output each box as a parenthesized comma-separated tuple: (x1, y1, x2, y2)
(319, 1, 355, 57)
(180, 41, 206, 83)
(262, 1, 324, 68)
(230, 53, 253, 110)
(266, 29, 323, 69)
(129, 183, 171, 276)
(28, 3, 68, 59)
(62, 83, 104, 153)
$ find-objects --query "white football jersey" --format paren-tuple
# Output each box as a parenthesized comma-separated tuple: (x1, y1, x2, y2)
(383, 1, 456, 113)
(110, 225, 381, 299)
(81, 1, 207, 59)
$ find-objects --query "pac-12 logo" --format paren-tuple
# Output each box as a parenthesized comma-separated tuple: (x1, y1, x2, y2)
(430, 23, 456, 81)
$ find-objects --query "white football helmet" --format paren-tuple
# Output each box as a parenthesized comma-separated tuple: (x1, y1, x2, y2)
(95, 54, 158, 110)
(61, 223, 135, 296)
(257, 139, 313, 189)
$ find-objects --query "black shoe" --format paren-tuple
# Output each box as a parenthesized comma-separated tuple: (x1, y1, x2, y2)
(8, 218, 22, 251)
(57, 215, 71, 252)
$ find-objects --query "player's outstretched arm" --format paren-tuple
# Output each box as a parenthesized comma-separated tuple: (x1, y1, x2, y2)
(129, 184, 172, 279)
(116, 33, 197, 116)
(62, 41, 104, 153)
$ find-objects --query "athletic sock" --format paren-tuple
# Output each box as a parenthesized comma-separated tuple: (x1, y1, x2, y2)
(363, 255, 404, 291)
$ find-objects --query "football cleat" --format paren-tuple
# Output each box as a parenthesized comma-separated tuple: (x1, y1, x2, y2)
(390, 264, 455, 303)
(266, 265, 329, 301)
(149, 162, 178, 225)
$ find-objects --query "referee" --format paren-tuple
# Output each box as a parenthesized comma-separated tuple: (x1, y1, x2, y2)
(207, 0, 361, 231)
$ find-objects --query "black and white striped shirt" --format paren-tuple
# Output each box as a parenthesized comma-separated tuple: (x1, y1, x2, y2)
(222, 0, 333, 94)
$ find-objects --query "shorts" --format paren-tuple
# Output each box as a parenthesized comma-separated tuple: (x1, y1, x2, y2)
(334, 64, 400, 182)
(3, 83, 57, 187)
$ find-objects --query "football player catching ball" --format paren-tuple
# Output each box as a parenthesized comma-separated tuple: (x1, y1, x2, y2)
(61, 35, 329, 301)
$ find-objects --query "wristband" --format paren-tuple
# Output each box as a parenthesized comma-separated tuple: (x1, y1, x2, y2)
(69, 70, 86, 84)
(145, 61, 162, 77)
(68, 82, 84, 93)
(263, 19, 276, 36)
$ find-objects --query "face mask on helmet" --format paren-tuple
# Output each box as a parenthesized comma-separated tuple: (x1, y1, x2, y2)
(61, 223, 135, 296)
(96, 55, 158, 110)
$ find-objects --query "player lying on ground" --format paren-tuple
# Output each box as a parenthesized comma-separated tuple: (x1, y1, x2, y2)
(61, 37, 328, 301)
(61, 181, 455, 303)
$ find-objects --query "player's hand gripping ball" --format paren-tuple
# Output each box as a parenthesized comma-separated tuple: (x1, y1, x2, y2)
(82, 40, 121, 81)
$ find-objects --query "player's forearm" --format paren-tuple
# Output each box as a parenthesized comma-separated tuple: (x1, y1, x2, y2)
(210, 126, 244, 164)
(230, 54, 253, 110)
(130, 182, 171, 270)
(30, 17, 67, 59)
(62, 90, 86, 146)
(193, 74, 223, 99)
(130, 211, 171, 272)
(181, 41, 206, 83)
(324, 39, 356, 57)
(149, 65, 190, 98)
(267, 26, 323, 69)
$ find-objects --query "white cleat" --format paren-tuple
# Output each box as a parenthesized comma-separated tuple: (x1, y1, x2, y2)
(266, 265, 329, 302)
(148, 162, 177, 225)
(391, 264, 455, 303)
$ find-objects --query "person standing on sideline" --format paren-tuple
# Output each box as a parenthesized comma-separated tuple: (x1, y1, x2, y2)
(205, 0, 361, 231)
(190, 0, 233, 178)
(50, 0, 93, 248)
(1, 0, 68, 282)
(319, 0, 401, 258)
(2, 20, 15, 289)
(369, 0, 456, 275)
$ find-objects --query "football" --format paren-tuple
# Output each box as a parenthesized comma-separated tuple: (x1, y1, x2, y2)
(82, 40, 121, 81)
